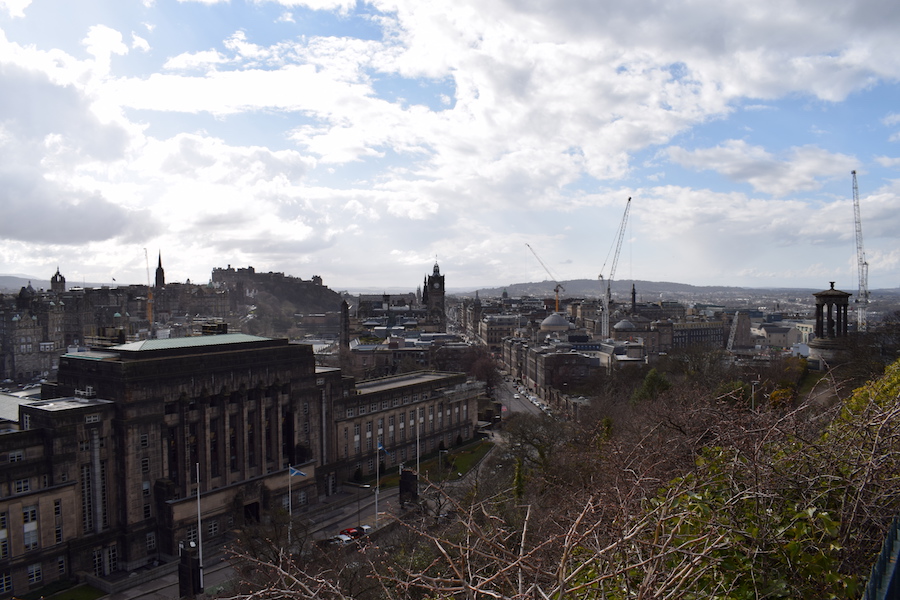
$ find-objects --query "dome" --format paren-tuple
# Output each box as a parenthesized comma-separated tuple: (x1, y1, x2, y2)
(540, 313, 570, 332)
(613, 319, 636, 331)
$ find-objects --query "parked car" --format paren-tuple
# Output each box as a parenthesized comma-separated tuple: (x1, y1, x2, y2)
(339, 525, 372, 539)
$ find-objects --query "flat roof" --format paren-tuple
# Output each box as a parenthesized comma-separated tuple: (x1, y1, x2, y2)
(355, 372, 452, 395)
(26, 397, 114, 412)
(111, 333, 272, 352)
(0, 393, 34, 422)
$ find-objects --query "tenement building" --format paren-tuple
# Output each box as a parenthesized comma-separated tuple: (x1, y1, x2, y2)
(0, 332, 482, 597)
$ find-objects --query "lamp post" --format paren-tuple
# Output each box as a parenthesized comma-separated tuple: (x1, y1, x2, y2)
(355, 483, 371, 528)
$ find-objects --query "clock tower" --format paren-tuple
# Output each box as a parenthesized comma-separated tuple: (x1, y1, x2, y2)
(424, 262, 446, 331)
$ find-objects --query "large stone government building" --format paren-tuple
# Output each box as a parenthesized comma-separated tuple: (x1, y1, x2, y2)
(0, 333, 480, 595)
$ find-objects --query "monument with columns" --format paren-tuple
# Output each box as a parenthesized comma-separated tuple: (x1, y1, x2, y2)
(808, 282, 853, 370)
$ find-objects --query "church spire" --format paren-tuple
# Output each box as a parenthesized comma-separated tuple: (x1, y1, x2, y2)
(155, 251, 166, 287)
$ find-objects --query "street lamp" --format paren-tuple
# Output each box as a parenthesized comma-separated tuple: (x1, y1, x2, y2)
(347, 482, 371, 528)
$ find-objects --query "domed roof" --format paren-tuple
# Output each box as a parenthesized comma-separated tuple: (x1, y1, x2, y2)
(613, 319, 636, 331)
(540, 312, 570, 332)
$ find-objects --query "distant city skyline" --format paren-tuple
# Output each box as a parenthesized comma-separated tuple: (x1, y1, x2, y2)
(1, 0, 899, 291)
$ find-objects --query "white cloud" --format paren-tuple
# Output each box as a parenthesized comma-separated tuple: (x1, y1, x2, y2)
(3, 0, 900, 289)
(132, 33, 150, 52)
(257, 0, 356, 13)
(163, 49, 231, 70)
(667, 141, 856, 196)
(0, 0, 30, 18)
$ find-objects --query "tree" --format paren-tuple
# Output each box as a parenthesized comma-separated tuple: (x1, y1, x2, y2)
(228, 359, 900, 600)
(630, 367, 670, 402)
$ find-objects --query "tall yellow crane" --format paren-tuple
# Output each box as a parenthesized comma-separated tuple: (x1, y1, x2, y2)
(525, 243, 565, 313)
(599, 197, 631, 338)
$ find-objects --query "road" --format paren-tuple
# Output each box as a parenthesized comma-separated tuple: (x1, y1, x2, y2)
(104, 486, 403, 600)
(495, 378, 543, 417)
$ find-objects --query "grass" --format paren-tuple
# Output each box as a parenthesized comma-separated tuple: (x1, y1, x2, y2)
(371, 440, 494, 488)
(21, 582, 105, 600)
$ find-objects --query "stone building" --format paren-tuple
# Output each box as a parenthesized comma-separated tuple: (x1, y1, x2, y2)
(329, 371, 480, 483)
(0, 331, 482, 596)
(43, 334, 325, 568)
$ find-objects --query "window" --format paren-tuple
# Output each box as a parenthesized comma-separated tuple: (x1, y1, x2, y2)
(58, 555, 66, 575)
(54, 499, 61, 517)
(381, 401, 388, 410)
(55, 525, 63, 544)
(370, 403, 377, 413)
(0, 572, 10, 593)
(0, 539, 8, 560)
(346, 407, 355, 418)
(140, 433, 149, 448)
(0, 512, 7, 529)
(24, 529, 38, 551)
(8, 450, 23, 462)
(187, 524, 198, 545)
(298, 490, 308, 505)
(141, 457, 150, 473)
(146, 532, 156, 551)
(208, 520, 219, 537)
(85, 414, 100, 424)
(143, 504, 152, 519)
(23, 506, 37, 523)
(78, 440, 89, 452)
(142, 481, 151, 497)
(15, 479, 30, 493)
(27, 563, 41, 585)
(303, 402, 309, 415)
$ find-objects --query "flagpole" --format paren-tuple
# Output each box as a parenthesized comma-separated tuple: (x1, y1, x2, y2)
(288, 466, 293, 546)
(196, 462, 204, 591)
(375, 448, 379, 530)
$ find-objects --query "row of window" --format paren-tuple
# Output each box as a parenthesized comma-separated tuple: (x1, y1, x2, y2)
(345, 394, 424, 418)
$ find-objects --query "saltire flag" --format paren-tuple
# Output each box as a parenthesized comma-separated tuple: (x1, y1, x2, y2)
(289, 467, 307, 477)
(377, 442, 391, 455)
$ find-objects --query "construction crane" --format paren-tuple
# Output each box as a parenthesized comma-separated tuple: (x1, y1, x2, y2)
(599, 197, 631, 338)
(852, 170, 869, 332)
(525, 243, 565, 313)
(144, 248, 154, 330)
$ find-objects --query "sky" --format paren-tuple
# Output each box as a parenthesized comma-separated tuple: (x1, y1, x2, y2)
(0, 0, 899, 294)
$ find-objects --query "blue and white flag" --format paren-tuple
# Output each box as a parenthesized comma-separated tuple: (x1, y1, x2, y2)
(289, 467, 307, 477)
(377, 442, 391, 455)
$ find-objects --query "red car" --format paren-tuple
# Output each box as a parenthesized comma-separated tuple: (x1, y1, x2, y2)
(339, 525, 372, 539)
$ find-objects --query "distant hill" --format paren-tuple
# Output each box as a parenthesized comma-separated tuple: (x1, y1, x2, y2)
(461, 278, 900, 301)
(457, 279, 820, 301)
